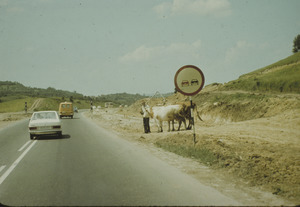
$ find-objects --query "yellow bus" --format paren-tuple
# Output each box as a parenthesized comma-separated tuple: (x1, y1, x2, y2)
(59, 102, 74, 119)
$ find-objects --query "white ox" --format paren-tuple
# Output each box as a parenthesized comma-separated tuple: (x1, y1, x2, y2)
(149, 105, 186, 132)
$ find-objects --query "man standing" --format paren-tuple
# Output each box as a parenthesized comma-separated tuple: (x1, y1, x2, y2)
(141, 101, 151, 133)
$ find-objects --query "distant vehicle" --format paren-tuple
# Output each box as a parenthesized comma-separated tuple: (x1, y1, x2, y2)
(181, 80, 189, 87)
(59, 102, 74, 118)
(29, 111, 62, 139)
(191, 79, 199, 86)
(74, 106, 78, 113)
(105, 102, 114, 108)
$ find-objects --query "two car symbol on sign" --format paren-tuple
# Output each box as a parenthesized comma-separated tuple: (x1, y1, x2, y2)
(181, 79, 199, 87)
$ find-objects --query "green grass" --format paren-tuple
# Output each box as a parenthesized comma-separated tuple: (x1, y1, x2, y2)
(35, 98, 61, 111)
(222, 53, 300, 93)
(195, 91, 270, 107)
(247, 52, 300, 74)
(35, 98, 106, 112)
(155, 141, 217, 166)
(0, 96, 106, 113)
(0, 97, 37, 113)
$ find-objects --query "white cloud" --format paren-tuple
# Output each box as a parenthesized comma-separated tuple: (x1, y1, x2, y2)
(154, 0, 232, 17)
(120, 40, 202, 62)
(120, 45, 154, 62)
(153, 2, 172, 16)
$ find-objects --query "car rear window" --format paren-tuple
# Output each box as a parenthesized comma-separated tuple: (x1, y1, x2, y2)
(32, 112, 57, 120)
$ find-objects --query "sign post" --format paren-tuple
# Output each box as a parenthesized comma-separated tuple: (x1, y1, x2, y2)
(174, 65, 205, 145)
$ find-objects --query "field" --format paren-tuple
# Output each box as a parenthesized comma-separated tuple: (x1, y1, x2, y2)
(86, 88, 299, 204)
(0, 97, 103, 113)
(222, 52, 300, 93)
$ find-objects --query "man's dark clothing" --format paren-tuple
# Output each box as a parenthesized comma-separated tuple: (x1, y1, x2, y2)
(143, 117, 150, 133)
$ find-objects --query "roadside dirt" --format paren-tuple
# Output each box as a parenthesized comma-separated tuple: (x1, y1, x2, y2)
(84, 90, 299, 206)
(0, 112, 31, 129)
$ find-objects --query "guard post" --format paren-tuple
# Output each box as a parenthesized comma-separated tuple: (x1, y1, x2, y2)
(174, 65, 205, 145)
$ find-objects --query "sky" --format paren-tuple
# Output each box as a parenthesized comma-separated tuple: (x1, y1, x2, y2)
(1, 0, 299, 96)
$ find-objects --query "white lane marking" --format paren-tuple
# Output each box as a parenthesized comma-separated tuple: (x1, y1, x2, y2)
(18, 140, 32, 152)
(0, 165, 6, 173)
(0, 140, 37, 186)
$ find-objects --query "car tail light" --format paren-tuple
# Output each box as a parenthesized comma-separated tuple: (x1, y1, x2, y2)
(29, 127, 37, 130)
(52, 126, 61, 129)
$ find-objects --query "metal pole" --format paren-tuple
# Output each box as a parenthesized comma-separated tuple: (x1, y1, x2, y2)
(189, 96, 196, 145)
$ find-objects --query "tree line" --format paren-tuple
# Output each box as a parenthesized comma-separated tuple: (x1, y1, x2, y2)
(0, 81, 148, 106)
(0, 81, 84, 99)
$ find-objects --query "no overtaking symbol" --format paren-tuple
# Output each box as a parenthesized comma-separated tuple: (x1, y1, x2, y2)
(174, 65, 205, 96)
(174, 65, 205, 145)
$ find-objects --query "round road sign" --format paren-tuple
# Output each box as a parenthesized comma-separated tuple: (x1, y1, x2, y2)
(174, 65, 205, 96)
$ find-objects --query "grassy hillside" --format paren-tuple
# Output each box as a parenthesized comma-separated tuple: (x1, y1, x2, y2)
(0, 97, 37, 113)
(34, 98, 97, 112)
(0, 97, 101, 113)
(0, 81, 148, 112)
(97, 93, 148, 106)
(221, 53, 300, 93)
(0, 81, 84, 100)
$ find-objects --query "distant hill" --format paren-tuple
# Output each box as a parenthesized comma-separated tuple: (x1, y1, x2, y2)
(0, 81, 148, 107)
(0, 81, 85, 100)
(96, 93, 148, 106)
(220, 52, 300, 93)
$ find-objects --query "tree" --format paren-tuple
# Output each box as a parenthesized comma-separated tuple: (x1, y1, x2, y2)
(293, 34, 300, 53)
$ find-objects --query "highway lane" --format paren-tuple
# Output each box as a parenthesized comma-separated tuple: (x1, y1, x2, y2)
(0, 112, 241, 206)
(0, 119, 31, 173)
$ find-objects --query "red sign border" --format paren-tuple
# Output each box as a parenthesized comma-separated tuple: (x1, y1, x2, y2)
(174, 65, 205, 96)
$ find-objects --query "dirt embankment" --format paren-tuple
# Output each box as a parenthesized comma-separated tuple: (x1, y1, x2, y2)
(87, 89, 300, 205)
(0, 112, 31, 129)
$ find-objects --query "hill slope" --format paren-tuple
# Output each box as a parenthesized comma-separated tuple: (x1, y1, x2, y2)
(220, 52, 300, 93)
(0, 81, 84, 100)
(0, 81, 148, 112)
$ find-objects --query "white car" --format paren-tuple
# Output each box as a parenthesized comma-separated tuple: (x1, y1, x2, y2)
(29, 111, 62, 139)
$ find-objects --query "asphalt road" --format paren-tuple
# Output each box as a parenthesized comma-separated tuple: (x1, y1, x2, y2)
(0, 112, 240, 206)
